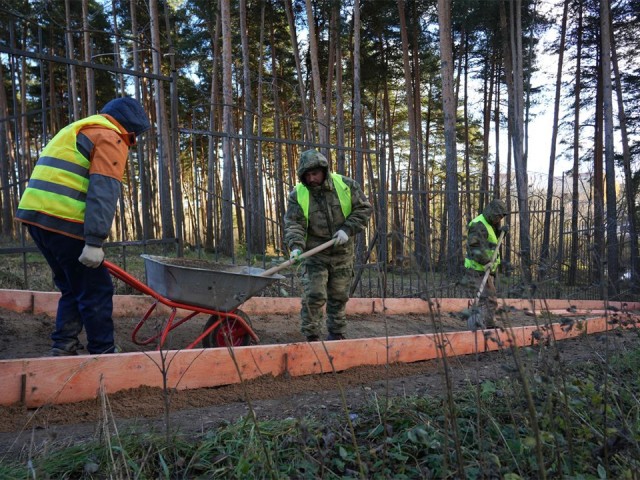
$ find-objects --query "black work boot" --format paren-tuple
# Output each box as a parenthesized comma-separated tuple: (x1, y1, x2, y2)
(306, 335, 319, 342)
(327, 332, 345, 341)
(485, 317, 497, 329)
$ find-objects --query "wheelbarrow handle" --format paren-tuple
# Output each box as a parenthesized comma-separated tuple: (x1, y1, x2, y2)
(260, 239, 336, 277)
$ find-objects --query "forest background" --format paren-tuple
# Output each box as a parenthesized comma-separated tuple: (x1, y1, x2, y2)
(0, 0, 638, 302)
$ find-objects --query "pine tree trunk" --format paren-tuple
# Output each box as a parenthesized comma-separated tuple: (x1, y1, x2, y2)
(0, 61, 12, 237)
(254, 1, 267, 255)
(149, 0, 175, 240)
(81, 0, 95, 114)
(541, 0, 568, 272)
(284, 0, 313, 143)
(600, 0, 619, 296)
(593, 59, 605, 292)
(240, 0, 263, 257)
(500, 0, 531, 284)
(568, 1, 583, 286)
(352, 0, 367, 268)
(220, 0, 235, 257)
(129, 0, 151, 240)
(335, 24, 346, 175)
(610, 9, 639, 293)
(437, 0, 462, 274)
(64, 0, 79, 120)
(304, 0, 328, 151)
(206, 6, 221, 252)
(270, 26, 286, 252)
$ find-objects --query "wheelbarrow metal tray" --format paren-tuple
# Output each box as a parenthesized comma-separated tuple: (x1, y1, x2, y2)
(141, 255, 284, 311)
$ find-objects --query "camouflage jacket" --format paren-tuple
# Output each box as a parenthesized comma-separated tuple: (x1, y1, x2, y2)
(465, 200, 506, 268)
(284, 150, 372, 259)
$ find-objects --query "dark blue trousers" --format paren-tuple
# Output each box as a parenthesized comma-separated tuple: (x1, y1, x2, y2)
(28, 225, 115, 354)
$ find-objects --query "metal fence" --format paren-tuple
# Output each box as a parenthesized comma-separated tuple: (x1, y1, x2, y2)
(2, 170, 632, 301)
(0, 10, 633, 303)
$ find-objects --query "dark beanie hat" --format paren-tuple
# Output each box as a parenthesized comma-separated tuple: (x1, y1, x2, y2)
(100, 97, 151, 136)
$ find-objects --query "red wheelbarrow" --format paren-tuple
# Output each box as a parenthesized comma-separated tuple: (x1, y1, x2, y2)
(104, 239, 334, 350)
(104, 256, 284, 349)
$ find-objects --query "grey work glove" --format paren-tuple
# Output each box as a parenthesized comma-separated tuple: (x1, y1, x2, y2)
(289, 248, 302, 263)
(499, 225, 510, 234)
(79, 245, 105, 268)
(333, 229, 349, 245)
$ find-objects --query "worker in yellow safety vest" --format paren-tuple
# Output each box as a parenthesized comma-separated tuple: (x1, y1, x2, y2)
(16, 97, 150, 356)
(284, 149, 372, 342)
(463, 198, 509, 329)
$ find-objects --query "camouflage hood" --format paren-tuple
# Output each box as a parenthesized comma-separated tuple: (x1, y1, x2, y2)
(482, 199, 508, 224)
(297, 149, 330, 185)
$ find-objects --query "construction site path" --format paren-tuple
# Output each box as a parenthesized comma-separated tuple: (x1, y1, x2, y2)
(1, 303, 638, 456)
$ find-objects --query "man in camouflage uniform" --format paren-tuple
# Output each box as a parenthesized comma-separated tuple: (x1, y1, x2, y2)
(464, 198, 509, 329)
(284, 149, 372, 342)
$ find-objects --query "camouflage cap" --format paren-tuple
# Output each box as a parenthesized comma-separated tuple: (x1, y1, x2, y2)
(297, 149, 329, 181)
(488, 198, 507, 216)
(483, 198, 508, 223)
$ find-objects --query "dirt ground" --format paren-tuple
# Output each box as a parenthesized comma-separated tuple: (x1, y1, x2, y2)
(0, 305, 638, 456)
(0, 306, 540, 359)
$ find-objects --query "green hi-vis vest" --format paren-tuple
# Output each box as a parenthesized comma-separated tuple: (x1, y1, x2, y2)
(464, 214, 501, 272)
(17, 115, 121, 230)
(295, 173, 352, 227)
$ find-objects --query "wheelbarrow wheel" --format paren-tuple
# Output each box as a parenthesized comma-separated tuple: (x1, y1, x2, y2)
(202, 310, 253, 348)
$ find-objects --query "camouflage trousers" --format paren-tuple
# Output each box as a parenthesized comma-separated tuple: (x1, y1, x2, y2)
(300, 255, 354, 337)
(463, 269, 498, 328)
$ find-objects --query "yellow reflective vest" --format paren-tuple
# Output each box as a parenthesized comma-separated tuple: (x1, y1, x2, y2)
(16, 115, 121, 239)
(464, 214, 501, 272)
(295, 173, 352, 227)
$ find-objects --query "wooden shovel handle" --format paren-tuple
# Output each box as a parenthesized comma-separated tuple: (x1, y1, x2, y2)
(260, 239, 336, 277)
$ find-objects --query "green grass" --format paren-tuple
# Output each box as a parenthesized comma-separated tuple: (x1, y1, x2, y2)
(1, 337, 638, 479)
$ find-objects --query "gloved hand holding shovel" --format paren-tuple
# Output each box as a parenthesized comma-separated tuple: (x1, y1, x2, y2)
(467, 230, 506, 330)
(260, 239, 337, 277)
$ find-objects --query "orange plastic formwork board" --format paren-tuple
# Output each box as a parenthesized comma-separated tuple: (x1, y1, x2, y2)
(0, 289, 638, 317)
(0, 313, 637, 408)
